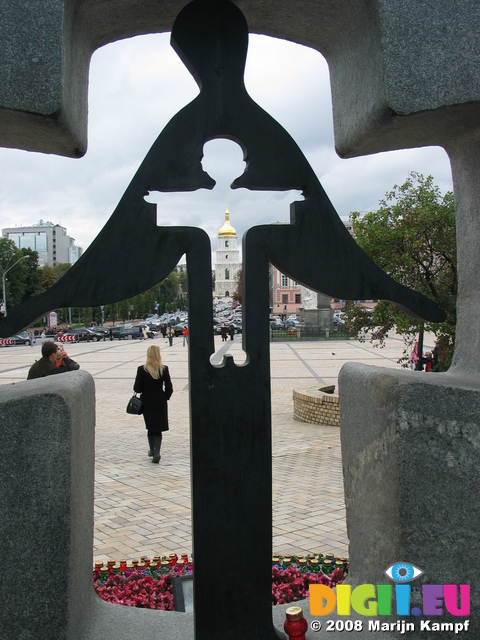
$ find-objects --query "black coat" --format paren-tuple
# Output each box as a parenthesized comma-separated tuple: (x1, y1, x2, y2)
(27, 356, 59, 380)
(57, 356, 80, 373)
(134, 365, 173, 433)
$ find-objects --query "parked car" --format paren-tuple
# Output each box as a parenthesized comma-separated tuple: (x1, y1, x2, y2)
(89, 325, 108, 337)
(230, 322, 242, 334)
(65, 328, 104, 342)
(142, 321, 160, 333)
(214, 322, 242, 335)
(269, 318, 283, 330)
(141, 315, 162, 330)
(109, 326, 124, 339)
(116, 324, 136, 339)
(118, 324, 155, 339)
(139, 323, 156, 338)
(171, 322, 188, 337)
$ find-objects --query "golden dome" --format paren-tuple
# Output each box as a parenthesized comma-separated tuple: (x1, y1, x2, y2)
(218, 209, 236, 237)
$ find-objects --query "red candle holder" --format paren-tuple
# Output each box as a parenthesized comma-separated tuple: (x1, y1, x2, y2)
(284, 606, 308, 640)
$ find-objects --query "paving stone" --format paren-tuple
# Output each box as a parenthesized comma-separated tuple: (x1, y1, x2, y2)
(0, 330, 432, 563)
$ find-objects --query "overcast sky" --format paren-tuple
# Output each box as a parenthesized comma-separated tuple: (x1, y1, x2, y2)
(0, 32, 453, 263)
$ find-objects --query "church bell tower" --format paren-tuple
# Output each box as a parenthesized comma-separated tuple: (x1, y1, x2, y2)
(214, 209, 241, 299)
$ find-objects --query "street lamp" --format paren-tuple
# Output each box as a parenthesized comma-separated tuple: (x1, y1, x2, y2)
(1, 254, 30, 318)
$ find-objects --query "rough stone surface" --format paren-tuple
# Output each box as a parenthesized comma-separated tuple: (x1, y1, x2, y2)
(378, 0, 480, 114)
(2, 1, 480, 158)
(448, 133, 480, 375)
(0, 371, 95, 639)
(0, 0, 89, 156)
(339, 363, 480, 637)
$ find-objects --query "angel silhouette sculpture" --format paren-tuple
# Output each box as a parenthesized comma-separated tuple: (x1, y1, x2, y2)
(0, 2, 445, 639)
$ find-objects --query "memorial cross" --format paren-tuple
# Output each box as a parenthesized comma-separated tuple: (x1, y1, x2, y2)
(0, 2, 444, 638)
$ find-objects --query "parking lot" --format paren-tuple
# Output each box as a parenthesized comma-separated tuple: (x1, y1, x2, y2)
(0, 330, 436, 563)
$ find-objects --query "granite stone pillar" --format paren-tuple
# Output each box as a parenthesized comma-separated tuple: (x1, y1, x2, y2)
(448, 133, 480, 373)
(0, 371, 196, 640)
(0, 372, 95, 639)
(338, 365, 479, 638)
(337, 106, 480, 639)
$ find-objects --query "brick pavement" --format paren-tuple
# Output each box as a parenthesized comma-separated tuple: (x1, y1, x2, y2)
(0, 331, 435, 565)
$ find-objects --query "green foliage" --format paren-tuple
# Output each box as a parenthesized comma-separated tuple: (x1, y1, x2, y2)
(347, 172, 456, 370)
(65, 269, 188, 324)
(53, 263, 72, 280)
(0, 238, 36, 312)
(41, 265, 58, 291)
(22, 252, 43, 302)
(2, 236, 188, 329)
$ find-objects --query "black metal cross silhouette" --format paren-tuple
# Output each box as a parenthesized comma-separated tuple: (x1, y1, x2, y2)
(0, 1, 444, 638)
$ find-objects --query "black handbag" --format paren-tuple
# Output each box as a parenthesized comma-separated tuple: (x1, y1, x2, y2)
(126, 393, 143, 415)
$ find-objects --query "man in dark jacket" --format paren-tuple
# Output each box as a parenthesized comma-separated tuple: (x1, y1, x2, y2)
(54, 346, 80, 373)
(27, 342, 79, 380)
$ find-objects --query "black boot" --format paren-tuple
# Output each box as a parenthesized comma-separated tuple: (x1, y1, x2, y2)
(152, 434, 162, 463)
(147, 433, 154, 457)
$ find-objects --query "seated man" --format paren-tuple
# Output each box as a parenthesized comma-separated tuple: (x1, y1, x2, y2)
(27, 342, 79, 380)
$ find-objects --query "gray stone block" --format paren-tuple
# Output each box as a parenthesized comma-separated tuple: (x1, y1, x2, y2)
(3, 1, 480, 159)
(0, 0, 88, 156)
(0, 371, 95, 639)
(339, 363, 479, 636)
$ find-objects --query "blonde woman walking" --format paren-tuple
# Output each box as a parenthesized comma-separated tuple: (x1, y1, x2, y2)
(134, 345, 173, 463)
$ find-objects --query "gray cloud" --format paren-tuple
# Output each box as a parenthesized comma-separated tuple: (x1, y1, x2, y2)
(0, 32, 453, 260)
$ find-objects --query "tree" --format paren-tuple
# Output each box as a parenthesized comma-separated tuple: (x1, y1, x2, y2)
(347, 172, 456, 370)
(41, 265, 58, 291)
(97, 269, 188, 323)
(0, 238, 34, 313)
(52, 263, 71, 280)
(22, 252, 43, 303)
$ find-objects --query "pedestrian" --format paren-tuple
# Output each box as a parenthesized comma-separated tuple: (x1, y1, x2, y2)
(410, 342, 419, 369)
(166, 324, 174, 346)
(27, 341, 59, 379)
(229, 323, 235, 341)
(424, 351, 433, 372)
(220, 323, 228, 342)
(141, 326, 148, 340)
(182, 325, 188, 346)
(161, 323, 167, 339)
(27, 342, 79, 380)
(432, 341, 443, 371)
(133, 345, 173, 463)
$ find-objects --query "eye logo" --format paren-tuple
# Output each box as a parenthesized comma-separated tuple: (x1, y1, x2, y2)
(385, 562, 423, 583)
(310, 561, 470, 619)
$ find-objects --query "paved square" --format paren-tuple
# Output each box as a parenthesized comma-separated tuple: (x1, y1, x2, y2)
(0, 330, 434, 564)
